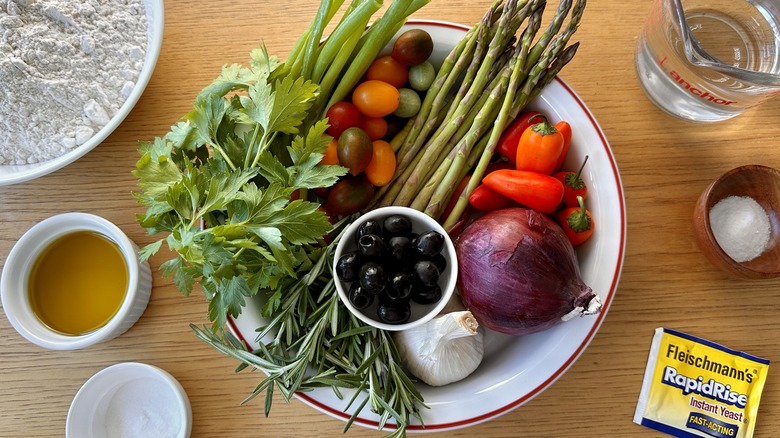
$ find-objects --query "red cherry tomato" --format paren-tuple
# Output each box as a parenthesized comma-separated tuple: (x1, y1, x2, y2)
(366, 56, 409, 88)
(352, 80, 400, 118)
(361, 117, 389, 141)
(326, 102, 363, 138)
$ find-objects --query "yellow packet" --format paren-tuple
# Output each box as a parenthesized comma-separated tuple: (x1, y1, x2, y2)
(634, 328, 770, 438)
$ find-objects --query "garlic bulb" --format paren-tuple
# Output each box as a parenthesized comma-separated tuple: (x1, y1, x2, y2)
(394, 311, 484, 386)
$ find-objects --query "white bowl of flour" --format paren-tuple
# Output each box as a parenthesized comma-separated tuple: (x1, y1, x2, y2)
(0, 0, 164, 185)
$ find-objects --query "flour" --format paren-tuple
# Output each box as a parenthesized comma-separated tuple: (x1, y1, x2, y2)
(0, 0, 148, 165)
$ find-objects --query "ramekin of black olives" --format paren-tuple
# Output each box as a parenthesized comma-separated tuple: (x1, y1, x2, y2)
(333, 207, 457, 331)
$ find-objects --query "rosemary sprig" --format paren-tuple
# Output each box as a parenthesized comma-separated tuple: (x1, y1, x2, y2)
(191, 218, 426, 437)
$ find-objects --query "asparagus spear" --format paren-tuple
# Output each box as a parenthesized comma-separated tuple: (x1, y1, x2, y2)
(442, 0, 586, 229)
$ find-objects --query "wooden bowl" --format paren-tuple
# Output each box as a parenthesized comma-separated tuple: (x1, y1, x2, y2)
(693, 165, 780, 279)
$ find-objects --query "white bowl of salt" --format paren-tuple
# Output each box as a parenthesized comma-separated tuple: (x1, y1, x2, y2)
(66, 362, 191, 438)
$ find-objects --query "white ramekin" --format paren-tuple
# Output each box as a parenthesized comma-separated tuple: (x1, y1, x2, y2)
(0, 212, 152, 350)
(333, 206, 457, 331)
(66, 362, 192, 438)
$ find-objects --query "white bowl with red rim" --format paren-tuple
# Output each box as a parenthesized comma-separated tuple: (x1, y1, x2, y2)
(227, 20, 626, 433)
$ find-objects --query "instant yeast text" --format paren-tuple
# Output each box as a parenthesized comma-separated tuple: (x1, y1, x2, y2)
(634, 328, 769, 438)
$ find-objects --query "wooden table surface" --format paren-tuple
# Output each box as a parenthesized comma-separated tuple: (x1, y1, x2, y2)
(2, 0, 780, 437)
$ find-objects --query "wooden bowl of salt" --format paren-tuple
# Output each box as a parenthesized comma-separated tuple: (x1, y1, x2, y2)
(694, 165, 780, 279)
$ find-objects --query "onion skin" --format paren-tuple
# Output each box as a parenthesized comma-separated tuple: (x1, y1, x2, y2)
(456, 208, 599, 336)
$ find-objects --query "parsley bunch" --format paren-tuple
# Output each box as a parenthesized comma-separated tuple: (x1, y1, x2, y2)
(133, 0, 435, 435)
(133, 49, 346, 330)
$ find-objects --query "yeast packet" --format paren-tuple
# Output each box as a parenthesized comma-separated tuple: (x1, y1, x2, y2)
(634, 328, 770, 438)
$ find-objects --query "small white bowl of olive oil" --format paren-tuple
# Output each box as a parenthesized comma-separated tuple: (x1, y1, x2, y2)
(0, 212, 152, 350)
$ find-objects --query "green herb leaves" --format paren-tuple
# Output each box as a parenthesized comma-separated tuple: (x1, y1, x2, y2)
(133, 47, 346, 331)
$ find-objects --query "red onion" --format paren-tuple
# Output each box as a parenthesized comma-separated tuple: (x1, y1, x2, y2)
(456, 208, 601, 336)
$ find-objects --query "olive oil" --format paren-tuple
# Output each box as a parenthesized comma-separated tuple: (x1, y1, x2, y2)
(28, 231, 128, 335)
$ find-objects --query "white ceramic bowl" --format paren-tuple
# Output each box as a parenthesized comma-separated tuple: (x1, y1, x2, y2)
(0, 213, 152, 350)
(66, 362, 192, 438)
(0, 0, 164, 186)
(228, 20, 625, 432)
(333, 206, 457, 331)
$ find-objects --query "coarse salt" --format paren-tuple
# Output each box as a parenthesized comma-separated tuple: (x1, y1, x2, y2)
(709, 195, 771, 263)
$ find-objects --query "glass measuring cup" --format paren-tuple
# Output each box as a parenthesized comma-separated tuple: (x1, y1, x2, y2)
(635, 0, 780, 122)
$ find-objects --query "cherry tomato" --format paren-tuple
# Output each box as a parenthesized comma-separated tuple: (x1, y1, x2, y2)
(325, 175, 375, 215)
(326, 102, 363, 137)
(319, 138, 340, 166)
(337, 127, 373, 176)
(556, 196, 594, 247)
(366, 55, 409, 88)
(352, 80, 400, 118)
(361, 117, 389, 141)
(364, 140, 396, 187)
(392, 29, 433, 66)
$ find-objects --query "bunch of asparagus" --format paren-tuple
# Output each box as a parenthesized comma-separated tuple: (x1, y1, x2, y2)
(369, 0, 585, 231)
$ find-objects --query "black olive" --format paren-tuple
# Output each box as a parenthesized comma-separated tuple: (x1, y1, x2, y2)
(335, 251, 362, 282)
(387, 236, 413, 263)
(359, 262, 386, 294)
(413, 260, 439, 287)
(357, 234, 385, 259)
(387, 271, 413, 301)
(411, 283, 442, 304)
(427, 252, 447, 272)
(355, 219, 382, 244)
(348, 283, 374, 310)
(383, 214, 413, 237)
(413, 230, 445, 257)
(377, 301, 411, 324)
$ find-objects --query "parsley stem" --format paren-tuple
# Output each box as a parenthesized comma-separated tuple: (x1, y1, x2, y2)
(210, 140, 237, 171)
(244, 124, 262, 168)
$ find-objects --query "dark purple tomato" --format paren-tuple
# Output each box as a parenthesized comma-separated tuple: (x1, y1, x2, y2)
(391, 29, 434, 66)
(337, 127, 374, 176)
(325, 176, 375, 215)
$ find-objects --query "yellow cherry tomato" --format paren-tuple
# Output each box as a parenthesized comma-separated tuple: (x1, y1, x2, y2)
(319, 138, 340, 166)
(365, 140, 396, 187)
(352, 80, 400, 118)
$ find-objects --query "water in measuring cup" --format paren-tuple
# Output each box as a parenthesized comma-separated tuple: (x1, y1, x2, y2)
(636, 5, 780, 122)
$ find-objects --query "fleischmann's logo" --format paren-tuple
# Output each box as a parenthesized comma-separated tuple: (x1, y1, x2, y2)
(666, 343, 753, 383)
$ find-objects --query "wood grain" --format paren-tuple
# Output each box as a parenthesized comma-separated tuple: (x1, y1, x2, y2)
(2, 0, 780, 437)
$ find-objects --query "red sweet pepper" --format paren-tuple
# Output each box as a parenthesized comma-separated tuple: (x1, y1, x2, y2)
(443, 161, 514, 218)
(552, 120, 572, 171)
(556, 195, 594, 246)
(468, 184, 516, 211)
(516, 115, 565, 175)
(482, 169, 564, 214)
(553, 155, 589, 208)
(496, 110, 541, 164)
